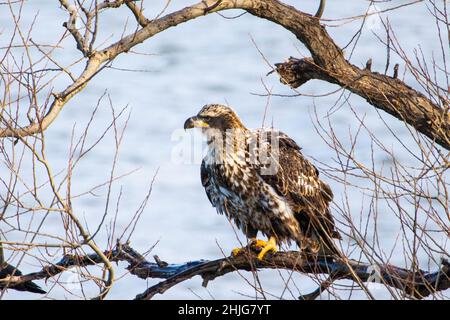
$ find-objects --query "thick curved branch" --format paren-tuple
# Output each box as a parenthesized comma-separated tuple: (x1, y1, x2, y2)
(240, 0, 450, 149)
(1, 263, 46, 294)
(2, 0, 448, 150)
(133, 251, 450, 300)
(0, 0, 324, 139)
(0, 243, 140, 288)
(274, 56, 450, 149)
(2, 243, 448, 300)
(252, 4, 448, 149)
(0, 236, 46, 294)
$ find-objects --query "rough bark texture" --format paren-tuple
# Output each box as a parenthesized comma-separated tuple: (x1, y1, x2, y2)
(1, 0, 448, 150)
(0, 263, 46, 294)
(275, 56, 450, 149)
(244, 0, 450, 150)
(133, 251, 450, 300)
(1, 243, 448, 300)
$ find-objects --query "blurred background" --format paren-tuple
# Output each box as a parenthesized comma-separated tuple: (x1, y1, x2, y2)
(1, 0, 448, 299)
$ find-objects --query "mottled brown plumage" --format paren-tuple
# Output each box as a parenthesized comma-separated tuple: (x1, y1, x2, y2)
(184, 104, 341, 256)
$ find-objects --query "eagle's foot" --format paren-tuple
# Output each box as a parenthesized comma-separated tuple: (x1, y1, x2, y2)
(257, 237, 278, 261)
(231, 247, 245, 256)
(231, 239, 271, 257)
(250, 239, 269, 249)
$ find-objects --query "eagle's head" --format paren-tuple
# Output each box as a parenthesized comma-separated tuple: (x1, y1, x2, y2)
(184, 104, 246, 132)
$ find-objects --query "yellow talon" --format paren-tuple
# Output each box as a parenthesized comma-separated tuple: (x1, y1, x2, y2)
(232, 247, 244, 256)
(257, 237, 278, 260)
(231, 238, 278, 259)
(252, 239, 268, 248)
(232, 238, 266, 256)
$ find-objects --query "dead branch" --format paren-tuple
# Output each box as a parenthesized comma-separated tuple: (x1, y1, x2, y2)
(1, 243, 448, 300)
(133, 251, 450, 300)
(0, 0, 448, 300)
(0, 243, 140, 288)
(0, 263, 46, 294)
(0, 235, 45, 294)
(243, 0, 449, 150)
(274, 56, 449, 150)
(6, 0, 446, 152)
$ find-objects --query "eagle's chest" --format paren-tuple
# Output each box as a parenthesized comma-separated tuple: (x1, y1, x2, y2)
(204, 150, 289, 223)
(202, 138, 300, 241)
(205, 155, 255, 215)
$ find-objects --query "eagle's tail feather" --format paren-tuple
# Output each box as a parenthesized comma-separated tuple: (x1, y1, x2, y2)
(317, 233, 342, 257)
(295, 209, 342, 258)
(295, 223, 342, 258)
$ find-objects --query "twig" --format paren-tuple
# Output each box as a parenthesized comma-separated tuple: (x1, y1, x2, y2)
(60, 0, 88, 56)
(298, 274, 337, 300)
(2, 0, 448, 150)
(0, 235, 4, 266)
(134, 251, 450, 300)
(1, 243, 448, 300)
(315, 0, 326, 18)
(0, 235, 46, 294)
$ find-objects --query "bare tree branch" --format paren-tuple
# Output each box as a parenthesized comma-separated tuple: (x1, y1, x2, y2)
(274, 56, 449, 150)
(1, 243, 448, 300)
(315, 0, 326, 19)
(134, 251, 450, 300)
(0, 235, 46, 294)
(0, 264, 46, 294)
(0, 0, 447, 300)
(14, 0, 447, 151)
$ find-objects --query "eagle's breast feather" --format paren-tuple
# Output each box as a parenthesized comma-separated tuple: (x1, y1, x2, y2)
(201, 128, 340, 251)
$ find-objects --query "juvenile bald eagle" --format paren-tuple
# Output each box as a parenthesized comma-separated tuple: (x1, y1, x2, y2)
(184, 104, 341, 260)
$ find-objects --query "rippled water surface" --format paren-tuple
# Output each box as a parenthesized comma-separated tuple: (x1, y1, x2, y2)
(1, 1, 448, 299)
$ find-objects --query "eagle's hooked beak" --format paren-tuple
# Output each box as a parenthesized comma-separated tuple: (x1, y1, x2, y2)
(184, 116, 209, 130)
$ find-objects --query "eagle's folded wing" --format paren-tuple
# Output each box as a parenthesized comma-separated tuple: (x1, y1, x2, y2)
(201, 160, 214, 205)
(258, 132, 340, 240)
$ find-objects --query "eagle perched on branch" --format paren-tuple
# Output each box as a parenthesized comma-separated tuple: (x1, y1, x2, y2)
(184, 104, 341, 260)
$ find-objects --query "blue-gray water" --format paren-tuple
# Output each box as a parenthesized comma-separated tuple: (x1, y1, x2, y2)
(1, 0, 448, 299)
